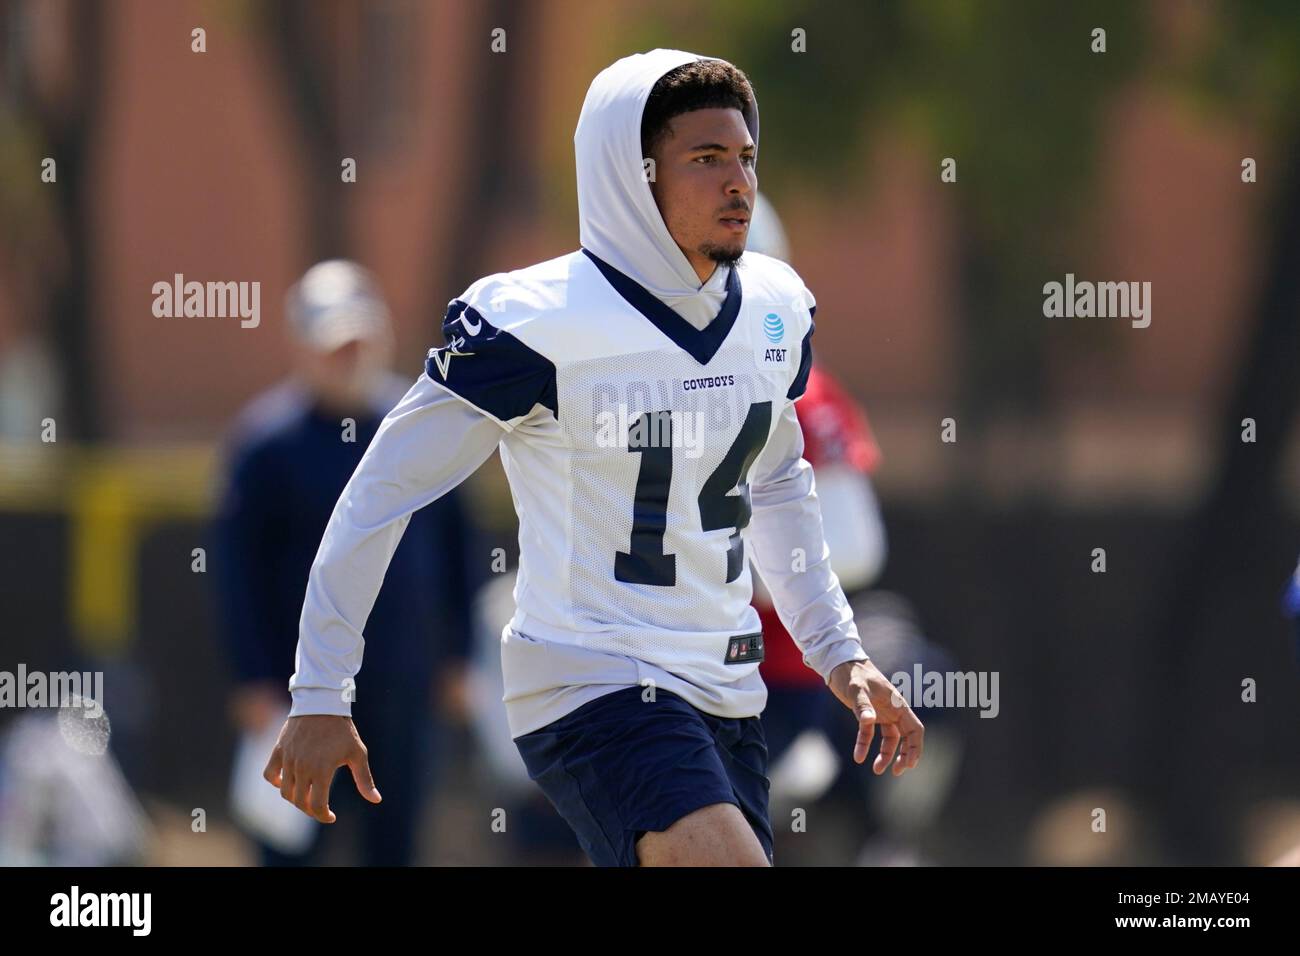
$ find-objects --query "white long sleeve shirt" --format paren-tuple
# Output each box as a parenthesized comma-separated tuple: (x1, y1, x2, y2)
(289, 356, 868, 737)
(290, 47, 869, 737)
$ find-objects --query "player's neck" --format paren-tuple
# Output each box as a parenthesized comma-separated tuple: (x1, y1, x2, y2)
(679, 246, 719, 286)
(690, 261, 718, 286)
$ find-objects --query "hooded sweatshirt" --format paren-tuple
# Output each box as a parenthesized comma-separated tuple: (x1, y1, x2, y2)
(574, 48, 759, 330)
(288, 50, 867, 738)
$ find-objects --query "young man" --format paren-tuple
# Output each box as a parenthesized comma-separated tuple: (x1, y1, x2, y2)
(266, 49, 924, 867)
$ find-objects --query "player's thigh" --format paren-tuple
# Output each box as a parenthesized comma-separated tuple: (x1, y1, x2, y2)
(635, 801, 770, 867)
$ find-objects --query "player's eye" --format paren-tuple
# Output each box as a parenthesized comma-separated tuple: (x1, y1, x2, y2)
(694, 154, 717, 164)
(741, 153, 756, 166)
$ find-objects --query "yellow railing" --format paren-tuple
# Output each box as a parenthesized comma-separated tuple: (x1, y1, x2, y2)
(0, 442, 219, 653)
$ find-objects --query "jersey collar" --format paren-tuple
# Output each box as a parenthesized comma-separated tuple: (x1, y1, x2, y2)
(582, 248, 742, 366)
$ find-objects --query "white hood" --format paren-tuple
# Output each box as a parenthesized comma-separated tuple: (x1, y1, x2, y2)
(574, 49, 760, 320)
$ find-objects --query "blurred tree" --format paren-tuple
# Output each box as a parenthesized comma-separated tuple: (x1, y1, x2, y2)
(627, 0, 1141, 456)
(0, 0, 107, 440)
(250, 0, 352, 262)
(422, 0, 542, 344)
(1146, 0, 1300, 863)
(241, 0, 498, 338)
(237, 0, 419, 263)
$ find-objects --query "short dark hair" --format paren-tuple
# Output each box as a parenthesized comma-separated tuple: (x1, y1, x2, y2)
(640, 59, 754, 160)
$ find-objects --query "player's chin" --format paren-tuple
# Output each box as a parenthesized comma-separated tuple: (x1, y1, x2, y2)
(704, 234, 747, 262)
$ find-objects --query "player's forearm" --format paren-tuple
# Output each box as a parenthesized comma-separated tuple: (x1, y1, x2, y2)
(289, 374, 504, 716)
(748, 456, 869, 681)
(289, 498, 415, 716)
(747, 402, 868, 682)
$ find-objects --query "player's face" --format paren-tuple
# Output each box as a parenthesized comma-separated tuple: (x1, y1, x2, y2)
(649, 107, 756, 282)
(295, 334, 391, 410)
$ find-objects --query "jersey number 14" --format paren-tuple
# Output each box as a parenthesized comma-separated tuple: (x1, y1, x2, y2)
(615, 401, 772, 587)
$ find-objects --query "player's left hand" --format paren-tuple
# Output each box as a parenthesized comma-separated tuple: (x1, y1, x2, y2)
(828, 659, 924, 776)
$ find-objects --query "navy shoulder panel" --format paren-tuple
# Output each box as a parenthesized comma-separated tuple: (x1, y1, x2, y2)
(425, 299, 558, 424)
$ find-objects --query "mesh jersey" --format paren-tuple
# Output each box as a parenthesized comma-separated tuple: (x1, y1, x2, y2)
(425, 247, 816, 693)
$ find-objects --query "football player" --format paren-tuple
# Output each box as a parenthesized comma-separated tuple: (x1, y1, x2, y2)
(266, 49, 924, 867)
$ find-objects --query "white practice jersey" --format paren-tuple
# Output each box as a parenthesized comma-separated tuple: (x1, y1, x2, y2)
(289, 48, 867, 736)
(434, 246, 859, 715)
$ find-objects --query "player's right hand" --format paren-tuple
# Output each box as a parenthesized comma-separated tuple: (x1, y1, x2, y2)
(828, 658, 925, 776)
(262, 715, 382, 823)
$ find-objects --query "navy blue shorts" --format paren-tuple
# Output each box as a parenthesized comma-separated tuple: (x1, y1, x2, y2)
(514, 685, 773, 866)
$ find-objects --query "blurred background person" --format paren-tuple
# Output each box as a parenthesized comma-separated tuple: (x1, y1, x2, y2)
(0, 694, 151, 866)
(212, 260, 476, 866)
(748, 191, 887, 766)
(748, 194, 963, 865)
